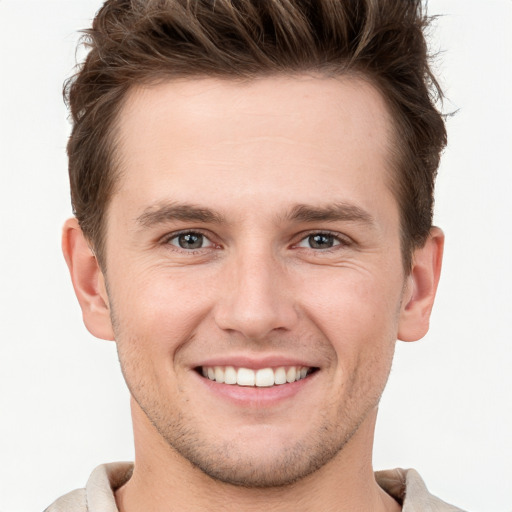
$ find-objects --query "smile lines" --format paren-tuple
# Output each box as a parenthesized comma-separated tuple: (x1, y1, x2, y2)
(199, 366, 314, 387)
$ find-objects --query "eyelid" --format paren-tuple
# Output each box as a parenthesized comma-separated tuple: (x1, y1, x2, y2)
(158, 228, 352, 251)
(161, 229, 219, 249)
(293, 230, 352, 249)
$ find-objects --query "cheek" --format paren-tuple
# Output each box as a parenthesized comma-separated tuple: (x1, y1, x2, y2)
(300, 267, 403, 359)
(303, 271, 402, 414)
(108, 266, 217, 360)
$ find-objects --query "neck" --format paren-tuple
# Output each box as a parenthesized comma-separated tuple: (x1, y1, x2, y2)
(115, 401, 400, 512)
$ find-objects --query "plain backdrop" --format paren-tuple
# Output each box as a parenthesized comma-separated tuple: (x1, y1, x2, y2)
(0, 1, 511, 511)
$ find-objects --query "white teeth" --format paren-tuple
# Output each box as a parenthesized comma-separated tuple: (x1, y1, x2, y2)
(237, 367, 255, 386)
(201, 365, 311, 387)
(214, 366, 224, 384)
(224, 366, 237, 384)
(274, 367, 287, 385)
(286, 367, 296, 383)
(255, 368, 274, 387)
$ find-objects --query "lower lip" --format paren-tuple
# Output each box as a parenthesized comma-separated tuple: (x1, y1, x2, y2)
(195, 371, 318, 406)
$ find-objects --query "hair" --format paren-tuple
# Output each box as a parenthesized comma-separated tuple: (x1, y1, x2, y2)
(65, 0, 447, 271)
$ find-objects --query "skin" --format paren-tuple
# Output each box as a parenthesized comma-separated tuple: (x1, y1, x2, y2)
(63, 75, 443, 512)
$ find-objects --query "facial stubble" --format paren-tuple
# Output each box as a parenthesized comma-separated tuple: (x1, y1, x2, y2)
(111, 310, 396, 489)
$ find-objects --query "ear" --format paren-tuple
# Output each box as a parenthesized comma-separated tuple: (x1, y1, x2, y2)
(398, 227, 444, 342)
(62, 218, 115, 341)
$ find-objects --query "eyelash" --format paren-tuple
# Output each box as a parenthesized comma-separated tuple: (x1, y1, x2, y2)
(161, 229, 351, 253)
(162, 230, 218, 252)
(293, 230, 352, 252)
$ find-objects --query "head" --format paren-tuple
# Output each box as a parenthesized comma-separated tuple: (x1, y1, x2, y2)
(66, 0, 446, 272)
(62, 0, 445, 492)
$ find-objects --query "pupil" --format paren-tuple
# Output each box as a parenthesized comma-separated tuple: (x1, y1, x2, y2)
(179, 233, 203, 249)
(309, 234, 333, 249)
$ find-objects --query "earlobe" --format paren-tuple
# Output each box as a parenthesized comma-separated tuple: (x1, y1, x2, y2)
(397, 227, 444, 342)
(62, 218, 115, 341)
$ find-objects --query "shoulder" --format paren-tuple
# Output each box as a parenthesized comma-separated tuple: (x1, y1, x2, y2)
(44, 488, 87, 512)
(43, 462, 133, 512)
(376, 468, 467, 512)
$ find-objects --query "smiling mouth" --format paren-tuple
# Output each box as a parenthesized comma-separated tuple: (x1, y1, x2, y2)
(196, 365, 318, 388)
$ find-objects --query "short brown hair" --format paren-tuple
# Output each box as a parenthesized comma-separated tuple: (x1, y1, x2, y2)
(65, 0, 446, 270)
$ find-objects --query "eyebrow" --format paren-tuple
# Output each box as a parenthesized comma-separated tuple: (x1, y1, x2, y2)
(284, 203, 375, 226)
(135, 200, 375, 229)
(136, 202, 226, 227)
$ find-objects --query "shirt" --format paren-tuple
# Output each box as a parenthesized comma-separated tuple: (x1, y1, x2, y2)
(44, 462, 466, 511)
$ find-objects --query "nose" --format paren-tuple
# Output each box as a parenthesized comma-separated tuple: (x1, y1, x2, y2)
(214, 247, 299, 341)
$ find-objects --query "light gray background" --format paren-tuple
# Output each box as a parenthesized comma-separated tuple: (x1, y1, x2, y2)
(0, 1, 511, 511)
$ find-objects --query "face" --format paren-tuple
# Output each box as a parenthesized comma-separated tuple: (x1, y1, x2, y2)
(102, 75, 409, 487)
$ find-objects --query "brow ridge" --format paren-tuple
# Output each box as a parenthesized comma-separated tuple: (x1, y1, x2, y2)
(136, 202, 225, 227)
(135, 200, 374, 228)
(285, 202, 375, 225)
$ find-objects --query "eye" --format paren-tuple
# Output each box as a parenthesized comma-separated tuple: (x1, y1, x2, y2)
(168, 232, 215, 250)
(297, 233, 342, 250)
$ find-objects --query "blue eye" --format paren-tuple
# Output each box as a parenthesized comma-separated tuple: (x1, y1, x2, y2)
(169, 232, 213, 250)
(297, 233, 341, 250)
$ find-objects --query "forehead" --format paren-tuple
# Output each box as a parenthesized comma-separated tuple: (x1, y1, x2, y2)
(112, 75, 397, 220)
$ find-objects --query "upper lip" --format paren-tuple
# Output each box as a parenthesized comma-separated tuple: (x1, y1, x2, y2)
(193, 354, 319, 370)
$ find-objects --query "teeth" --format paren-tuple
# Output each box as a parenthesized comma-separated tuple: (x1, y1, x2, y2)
(286, 367, 296, 383)
(255, 368, 274, 387)
(201, 365, 311, 387)
(214, 366, 224, 384)
(224, 366, 237, 384)
(274, 367, 287, 385)
(237, 367, 255, 386)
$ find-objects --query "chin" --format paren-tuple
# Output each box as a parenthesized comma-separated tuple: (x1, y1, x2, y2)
(153, 416, 356, 489)
(173, 439, 341, 488)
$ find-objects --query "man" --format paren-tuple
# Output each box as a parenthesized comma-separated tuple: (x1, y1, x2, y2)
(47, 0, 463, 510)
